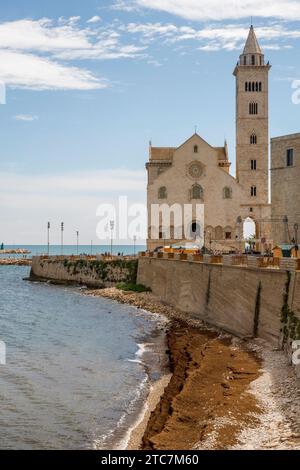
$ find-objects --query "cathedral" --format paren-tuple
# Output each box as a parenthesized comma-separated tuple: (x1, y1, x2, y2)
(146, 25, 272, 252)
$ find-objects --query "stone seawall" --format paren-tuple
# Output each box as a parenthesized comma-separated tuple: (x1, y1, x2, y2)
(137, 257, 300, 348)
(30, 257, 138, 288)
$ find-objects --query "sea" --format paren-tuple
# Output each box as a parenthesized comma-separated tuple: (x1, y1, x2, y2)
(0, 244, 146, 258)
(0, 246, 169, 450)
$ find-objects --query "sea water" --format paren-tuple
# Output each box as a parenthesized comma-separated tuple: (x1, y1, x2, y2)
(0, 265, 167, 450)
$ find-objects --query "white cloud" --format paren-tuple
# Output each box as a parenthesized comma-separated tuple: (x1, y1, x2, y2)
(0, 49, 106, 90)
(0, 17, 146, 90)
(14, 114, 39, 122)
(112, 1, 141, 12)
(87, 15, 102, 24)
(131, 0, 300, 21)
(122, 22, 300, 51)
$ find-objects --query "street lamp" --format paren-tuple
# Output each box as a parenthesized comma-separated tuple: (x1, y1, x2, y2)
(110, 220, 115, 257)
(47, 222, 50, 256)
(76, 231, 79, 256)
(61, 222, 64, 255)
(133, 235, 137, 256)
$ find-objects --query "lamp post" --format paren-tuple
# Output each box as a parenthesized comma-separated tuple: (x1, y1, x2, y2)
(91, 240, 93, 256)
(110, 220, 115, 257)
(133, 235, 137, 257)
(76, 231, 79, 256)
(61, 222, 64, 255)
(47, 222, 50, 256)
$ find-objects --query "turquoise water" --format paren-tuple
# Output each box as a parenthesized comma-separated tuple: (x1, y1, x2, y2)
(0, 245, 146, 257)
(0, 266, 167, 450)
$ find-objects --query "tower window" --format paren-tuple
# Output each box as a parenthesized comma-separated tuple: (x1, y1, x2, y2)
(243, 56, 247, 65)
(251, 186, 257, 197)
(251, 55, 255, 65)
(194, 145, 198, 153)
(249, 102, 258, 115)
(246, 82, 262, 93)
(287, 149, 294, 167)
(250, 134, 257, 144)
(158, 186, 167, 199)
(223, 187, 232, 199)
(251, 159, 257, 170)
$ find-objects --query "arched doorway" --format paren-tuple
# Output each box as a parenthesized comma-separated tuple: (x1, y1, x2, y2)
(243, 217, 256, 252)
(189, 221, 201, 240)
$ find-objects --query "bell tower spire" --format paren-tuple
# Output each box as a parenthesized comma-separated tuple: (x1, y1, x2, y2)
(233, 25, 271, 210)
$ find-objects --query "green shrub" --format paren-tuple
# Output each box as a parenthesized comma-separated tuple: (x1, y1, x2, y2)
(116, 283, 151, 293)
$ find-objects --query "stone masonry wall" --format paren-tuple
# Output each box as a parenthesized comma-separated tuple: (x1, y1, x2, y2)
(30, 257, 138, 288)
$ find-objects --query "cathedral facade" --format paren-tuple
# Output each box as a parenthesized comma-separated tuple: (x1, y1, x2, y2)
(146, 26, 272, 252)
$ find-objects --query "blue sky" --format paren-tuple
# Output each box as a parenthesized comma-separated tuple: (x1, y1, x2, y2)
(0, 0, 300, 244)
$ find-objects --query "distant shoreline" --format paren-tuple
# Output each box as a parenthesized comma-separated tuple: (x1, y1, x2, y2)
(0, 249, 31, 255)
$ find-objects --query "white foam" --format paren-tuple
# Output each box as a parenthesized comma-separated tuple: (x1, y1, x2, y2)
(126, 342, 154, 365)
(93, 374, 149, 450)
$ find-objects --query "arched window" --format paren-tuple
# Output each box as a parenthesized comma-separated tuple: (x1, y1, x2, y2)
(158, 186, 167, 200)
(259, 82, 262, 92)
(215, 226, 223, 240)
(250, 133, 257, 144)
(252, 82, 255, 92)
(255, 82, 259, 92)
(191, 184, 203, 200)
(223, 187, 232, 199)
(194, 145, 198, 153)
(243, 56, 247, 65)
(251, 186, 257, 197)
(251, 55, 255, 65)
(249, 102, 258, 115)
(225, 226, 233, 240)
(245, 82, 248, 92)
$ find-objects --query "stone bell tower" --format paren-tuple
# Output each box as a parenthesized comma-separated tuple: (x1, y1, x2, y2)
(234, 26, 271, 209)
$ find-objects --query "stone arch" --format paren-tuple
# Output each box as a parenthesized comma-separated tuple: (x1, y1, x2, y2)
(215, 226, 223, 241)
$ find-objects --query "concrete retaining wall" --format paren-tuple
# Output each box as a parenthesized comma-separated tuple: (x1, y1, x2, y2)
(137, 257, 300, 348)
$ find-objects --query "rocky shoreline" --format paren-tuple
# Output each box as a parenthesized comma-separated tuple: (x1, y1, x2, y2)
(0, 258, 32, 266)
(0, 249, 30, 255)
(86, 287, 300, 450)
